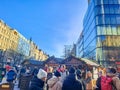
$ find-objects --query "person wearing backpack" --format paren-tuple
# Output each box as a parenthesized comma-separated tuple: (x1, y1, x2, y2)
(107, 68, 120, 90)
(6, 68, 17, 90)
(101, 68, 120, 90)
(7, 68, 17, 82)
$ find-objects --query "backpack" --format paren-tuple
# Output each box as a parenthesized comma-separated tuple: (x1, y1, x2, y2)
(7, 70, 16, 82)
(101, 76, 112, 90)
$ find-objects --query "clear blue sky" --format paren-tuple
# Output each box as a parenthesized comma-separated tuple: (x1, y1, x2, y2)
(0, 0, 87, 57)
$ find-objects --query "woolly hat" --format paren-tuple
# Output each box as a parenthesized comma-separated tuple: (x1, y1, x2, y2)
(37, 69, 47, 79)
(69, 67, 75, 74)
(54, 70, 61, 77)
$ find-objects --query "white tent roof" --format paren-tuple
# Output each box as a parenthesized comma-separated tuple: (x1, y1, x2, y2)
(80, 58, 99, 67)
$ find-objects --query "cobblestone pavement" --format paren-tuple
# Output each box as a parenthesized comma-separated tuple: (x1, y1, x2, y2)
(14, 81, 20, 90)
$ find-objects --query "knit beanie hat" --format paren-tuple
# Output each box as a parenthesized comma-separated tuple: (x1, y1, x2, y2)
(37, 69, 47, 79)
(54, 70, 61, 77)
(69, 67, 75, 74)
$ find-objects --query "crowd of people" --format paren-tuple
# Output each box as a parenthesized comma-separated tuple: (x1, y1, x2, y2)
(0, 63, 120, 90)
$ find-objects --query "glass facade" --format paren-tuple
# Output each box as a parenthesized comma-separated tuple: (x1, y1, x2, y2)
(76, 32, 84, 58)
(17, 34, 30, 56)
(78, 0, 120, 66)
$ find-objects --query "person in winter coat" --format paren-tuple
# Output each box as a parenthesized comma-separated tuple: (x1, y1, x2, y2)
(46, 67, 53, 90)
(7, 68, 17, 82)
(18, 67, 26, 88)
(76, 69, 86, 90)
(29, 69, 47, 90)
(0, 66, 6, 83)
(19, 73, 32, 90)
(107, 68, 120, 90)
(6, 68, 17, 90)
(59, 65, 68, 83)
(47, 66, 53, 81)
(32, 67, 39, 76)
(85, 71, 93, 90)
(95, 71, 103, 90)
(5, 64, 11, 72)
(47, 70, 62, 90)
(62, 67, 82, 90)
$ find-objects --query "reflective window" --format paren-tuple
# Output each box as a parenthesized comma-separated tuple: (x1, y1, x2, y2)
(103, 0, 109, 4)
(101, 26, 107, 35)
(112, 36, 117, 46)
(114, 5, 120, 14)
(97, 37, 102, 47)
(104, 5, 109, 14)
(105, 16, 110, 24)
(109, 0, 114, 4)
(109, 7, 115, 14)
(99, 35, 106, 46)
(112, 26, 117, 35)
(113, 0, 118, 4)
(84, 29, 96, 49)
(96, 15, 105, 25)
(84, 38, 96, 60)
(95, 0, 102, 5)
(110, 15, 116, 25)
(95, 5, 104, 15)
(116, 15, 120, 24)
(97, 26, 101, 35)
(106, 26, 112, 35)
(119, 0, 120, 4)
(117, 26, 120, 35)
(84, 19, 96, 41)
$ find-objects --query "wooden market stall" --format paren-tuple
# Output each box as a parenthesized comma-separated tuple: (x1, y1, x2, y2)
(21, 59, 43, 68)
(80, 58, 100, 80)
(43, 56, 64, 68)
(62, 55, 87, 69)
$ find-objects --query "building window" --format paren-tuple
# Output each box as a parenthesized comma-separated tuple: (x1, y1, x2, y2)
(112, 26, 117, 35)
(106, 26, 112, 35)
(116, 15, 120, 24)
(103, 0, 109, 4)
(117, 26, 120, 35)
(110, 15, 116, 25)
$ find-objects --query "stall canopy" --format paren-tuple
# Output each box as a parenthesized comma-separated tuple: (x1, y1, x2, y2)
(22, 59, 43, 66)
(80, 58, 100, 67)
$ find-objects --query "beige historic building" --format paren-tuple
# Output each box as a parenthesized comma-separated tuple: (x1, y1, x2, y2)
(0, 20, 19, 51)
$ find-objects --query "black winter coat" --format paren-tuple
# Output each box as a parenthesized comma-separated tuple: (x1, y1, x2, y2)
(96, 77, 101, 90)
(62, 74, 82, 90)
(29, 76, 45, 90)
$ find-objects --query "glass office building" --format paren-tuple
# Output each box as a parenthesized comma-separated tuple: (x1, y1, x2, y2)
(77, 0, 120, 66)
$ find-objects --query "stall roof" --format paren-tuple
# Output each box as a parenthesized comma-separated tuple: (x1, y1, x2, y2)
(80, 58, 100, 67)
(44, 56, 64, 63)
(22, 59, 43, 65)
